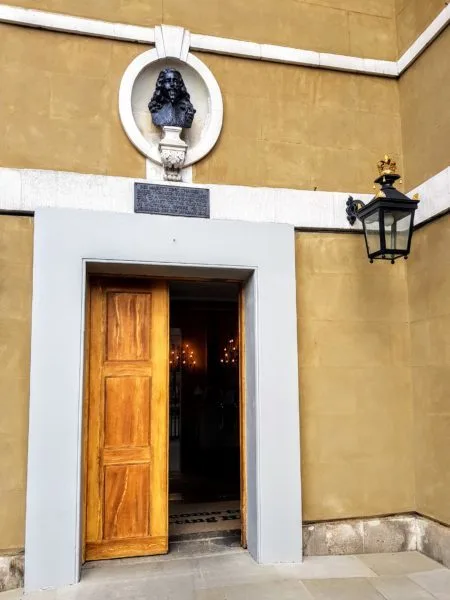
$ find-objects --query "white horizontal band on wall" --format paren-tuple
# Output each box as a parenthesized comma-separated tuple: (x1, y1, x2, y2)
(0, 166, 448, 229)
(409, 167, 450, 225)
(0, 3, 448, 77)
(0, 3, 155, 43)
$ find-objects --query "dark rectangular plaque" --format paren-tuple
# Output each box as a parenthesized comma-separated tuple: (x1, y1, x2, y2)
(134, 183, 210, 219)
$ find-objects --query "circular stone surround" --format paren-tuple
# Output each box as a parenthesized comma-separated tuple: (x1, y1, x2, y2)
(119, 49, 223, 167)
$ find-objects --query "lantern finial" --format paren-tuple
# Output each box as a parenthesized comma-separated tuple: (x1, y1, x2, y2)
(377, 155, 397, 176)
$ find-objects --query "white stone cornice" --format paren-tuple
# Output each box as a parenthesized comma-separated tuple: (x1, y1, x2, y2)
(1, 166, 448, 229)
(397, 5, 450, 74)
(0, 3, 155, 43)
(0, 3, 448, 77)
(409, 167, 450, 225)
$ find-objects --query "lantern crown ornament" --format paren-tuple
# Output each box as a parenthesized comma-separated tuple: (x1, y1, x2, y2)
(346, 157, 419, 264)
(377, 155, 397, 176)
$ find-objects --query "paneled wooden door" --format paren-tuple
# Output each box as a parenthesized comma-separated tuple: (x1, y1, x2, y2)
(84, 277, 169, 561)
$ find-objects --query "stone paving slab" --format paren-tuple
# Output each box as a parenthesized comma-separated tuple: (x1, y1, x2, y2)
(1, 551, 449, 600)
(370, 575, 436, 599)
(272, 554, 377, 579)
(409, 568, 450, 600)
(196, 579, 313, 600)
(302, 577, 385, 600)
(359, 552, 444, 576)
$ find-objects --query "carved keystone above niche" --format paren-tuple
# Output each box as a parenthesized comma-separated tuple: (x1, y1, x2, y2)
(119, 25, 223, 182)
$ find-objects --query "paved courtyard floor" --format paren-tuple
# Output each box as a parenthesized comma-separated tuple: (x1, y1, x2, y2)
(2, 549, 450, 599)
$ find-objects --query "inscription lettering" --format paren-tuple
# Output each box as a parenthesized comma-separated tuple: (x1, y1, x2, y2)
(135, 183, 210, 219)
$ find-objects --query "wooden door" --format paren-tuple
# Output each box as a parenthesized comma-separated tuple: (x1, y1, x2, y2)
(239, 288, 247, 549)
(84, 278, 169, 561)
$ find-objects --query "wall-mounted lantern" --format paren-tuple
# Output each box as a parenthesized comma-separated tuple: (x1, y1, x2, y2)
(346, 156, 419, 263)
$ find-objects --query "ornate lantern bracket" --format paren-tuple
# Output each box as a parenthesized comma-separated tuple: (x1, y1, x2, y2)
(346, 196, 366, 226)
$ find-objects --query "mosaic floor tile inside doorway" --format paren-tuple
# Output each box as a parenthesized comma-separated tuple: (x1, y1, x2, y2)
(169, 500, 241, 538)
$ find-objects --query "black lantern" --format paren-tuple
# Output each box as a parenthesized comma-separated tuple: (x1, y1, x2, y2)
(346, 156, 419, 263)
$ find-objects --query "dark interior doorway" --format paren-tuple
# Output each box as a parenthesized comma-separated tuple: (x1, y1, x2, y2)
(168, 281, 241, 539)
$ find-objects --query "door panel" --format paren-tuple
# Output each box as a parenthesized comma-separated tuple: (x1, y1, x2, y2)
(104, 376, 150, 447)
(85, 278, 169, 561)
(103, 464, 150, 540)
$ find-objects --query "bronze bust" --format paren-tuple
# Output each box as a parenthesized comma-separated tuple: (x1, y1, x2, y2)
(148, 68, 196, 129)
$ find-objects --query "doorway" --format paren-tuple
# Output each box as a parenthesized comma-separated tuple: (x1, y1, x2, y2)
(83, 276, 244, 562)
(168, 281, 242, 542)
(26, 208, 302, 591)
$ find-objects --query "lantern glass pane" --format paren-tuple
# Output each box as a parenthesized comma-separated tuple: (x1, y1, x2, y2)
(363, 210, 381, 255)
(383, 209, 412, 252)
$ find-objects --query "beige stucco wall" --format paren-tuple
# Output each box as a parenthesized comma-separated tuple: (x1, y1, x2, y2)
(0, 3, 447, 549)
(296, 232, 415, 522)
(193, 54, 402, 193)
(399, 28, 450, 190)
(7, 0, 446, 60)
(0, 216, 33, 551)
(0, 25, 146, 178)
(395, 0, 444, 56)
(0, 219, 447, 547)
(407, 214, 450, 526)
(3, 0, 397, 59)
(0, 24, 403, 193)
(0, 222, 418, 551)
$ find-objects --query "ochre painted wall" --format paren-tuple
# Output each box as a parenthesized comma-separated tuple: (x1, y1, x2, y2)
(0, 7, 446, 549)
(0, 216, 33, 550)
(193, 54, 402, 193)
(296, 232, 414, 521)
(0, 221, 448, 548)
(399, 28, 450, 191)
(0, 25, 146, 178)
(4, 0, 397, 60)
(396, 0, 444, 56)
(407, 214, 450, 526)
(0, 25, 403, 193)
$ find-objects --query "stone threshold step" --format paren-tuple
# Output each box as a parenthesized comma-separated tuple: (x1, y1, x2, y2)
(170, 528, 241, 543)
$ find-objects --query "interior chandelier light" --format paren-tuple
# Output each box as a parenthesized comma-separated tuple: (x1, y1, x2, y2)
(220, 338, 239, 366)
(170, 343, 197, 370)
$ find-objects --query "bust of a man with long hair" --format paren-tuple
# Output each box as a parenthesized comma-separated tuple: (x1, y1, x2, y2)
(148, 68, 196, 129)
